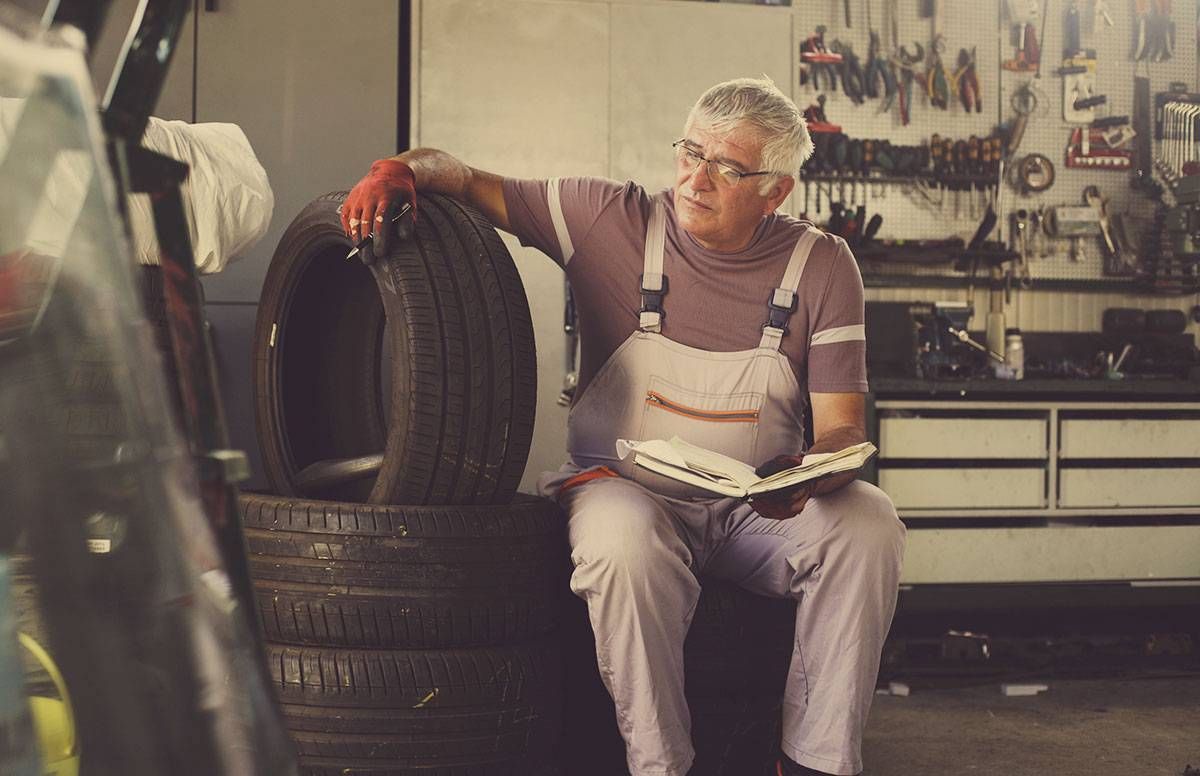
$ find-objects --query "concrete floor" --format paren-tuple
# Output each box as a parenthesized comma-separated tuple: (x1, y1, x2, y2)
(861, 676, 1200, 776)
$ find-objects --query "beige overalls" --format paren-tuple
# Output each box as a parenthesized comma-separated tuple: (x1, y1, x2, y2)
(540, 201, 906, 776)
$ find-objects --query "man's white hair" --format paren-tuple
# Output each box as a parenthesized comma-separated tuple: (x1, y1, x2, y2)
(684, 76, 814, 195)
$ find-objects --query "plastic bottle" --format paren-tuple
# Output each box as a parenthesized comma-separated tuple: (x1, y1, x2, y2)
(1005, 328, 1025, 380)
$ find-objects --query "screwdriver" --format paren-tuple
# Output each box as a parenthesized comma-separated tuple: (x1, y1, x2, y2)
(346, 202, 413, 261)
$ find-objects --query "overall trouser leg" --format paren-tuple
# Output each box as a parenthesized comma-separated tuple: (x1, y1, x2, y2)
(703, 481, 906, 775)
(557, 476, 704, 776)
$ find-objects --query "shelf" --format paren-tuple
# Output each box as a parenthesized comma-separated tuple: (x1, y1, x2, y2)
(861, 273, 1150, 292)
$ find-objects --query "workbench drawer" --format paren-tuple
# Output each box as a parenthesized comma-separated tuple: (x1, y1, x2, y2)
(1059, 418, 1200, 459)
(879, 417, 1048, 459)
(1058, 468, 1200, 508)
(880, 468, 1045, 509)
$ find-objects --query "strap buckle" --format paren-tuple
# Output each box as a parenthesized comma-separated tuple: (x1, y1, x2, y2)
(639, 273, 669, 317)
(764, 288, 797, 333)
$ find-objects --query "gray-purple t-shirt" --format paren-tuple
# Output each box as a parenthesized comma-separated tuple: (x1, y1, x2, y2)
(502, 177, 867, 400)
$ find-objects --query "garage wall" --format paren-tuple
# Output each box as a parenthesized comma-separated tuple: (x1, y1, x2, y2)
(415, 0, 801, 491)
(415, 0, 1200, 493)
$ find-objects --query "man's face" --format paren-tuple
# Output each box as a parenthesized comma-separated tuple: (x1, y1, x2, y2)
(672, 120, 792, 253)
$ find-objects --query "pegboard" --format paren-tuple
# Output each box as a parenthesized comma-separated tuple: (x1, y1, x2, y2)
(790, 0, 1197, 283)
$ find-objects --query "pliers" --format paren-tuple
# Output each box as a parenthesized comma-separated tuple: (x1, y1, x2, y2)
(834, 42, 867, 105)
(1134, 0, 1174, 61)
(925, 36, 950, 111)
(864, 31, 899, 109)
(892, 43, 924, 126)
(800, 26, 843, 93)
(952, 47, 981, 113)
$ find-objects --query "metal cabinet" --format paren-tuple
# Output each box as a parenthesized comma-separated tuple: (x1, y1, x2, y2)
(872, 397, 1200, 585)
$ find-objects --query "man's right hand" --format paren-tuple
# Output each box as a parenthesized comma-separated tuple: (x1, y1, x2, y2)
(341, 158, 417, 244)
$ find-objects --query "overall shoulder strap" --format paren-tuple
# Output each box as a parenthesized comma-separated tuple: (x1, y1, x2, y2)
(758, 226, 821, 350)
(638, 200, 668, 333)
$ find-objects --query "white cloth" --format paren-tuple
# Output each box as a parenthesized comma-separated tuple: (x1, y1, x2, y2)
(132, 117, 273, 274)
(0, 100, 272, 274)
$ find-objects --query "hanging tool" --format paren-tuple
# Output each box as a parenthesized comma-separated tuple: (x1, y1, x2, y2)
(893, 43, 923, 125)
(836, 42, 867, 105)
(1148, 0, 1175, 61)
(1134, 0, 1174, 61)
(952, 47, 981, 112)
(1015, 153, 1056, 193)
(803, 95, 842, 135)
(864, 30, 898, 107)
(800, 27, 843, 93)
(1083, 185, 1117, 257)
(1065, 122, 1134, 169)
(1064, 0, 1082, 56)
(926, 36, 950, 110)
(1003, 0, 1041, 72)
(1133, 0, 1151, 59)
(1062, 55, 1099, 123)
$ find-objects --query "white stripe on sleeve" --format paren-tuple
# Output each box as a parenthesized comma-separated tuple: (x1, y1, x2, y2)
(810, 324, 866, 346)
(547, 177, 574, 264)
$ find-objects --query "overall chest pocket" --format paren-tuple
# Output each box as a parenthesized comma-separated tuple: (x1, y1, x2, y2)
(638, 376, 764, 468)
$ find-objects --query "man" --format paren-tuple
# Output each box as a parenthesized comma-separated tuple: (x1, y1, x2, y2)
(341, 77, 905, 776)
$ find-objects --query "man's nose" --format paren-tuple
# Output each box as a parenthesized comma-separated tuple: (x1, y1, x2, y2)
(688, 160, 715, 191)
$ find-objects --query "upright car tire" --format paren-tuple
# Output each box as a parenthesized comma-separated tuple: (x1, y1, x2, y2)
(254, 191, 536, 505)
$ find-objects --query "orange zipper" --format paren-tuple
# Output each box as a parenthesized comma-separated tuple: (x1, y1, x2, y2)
(645, 391, 759, 423)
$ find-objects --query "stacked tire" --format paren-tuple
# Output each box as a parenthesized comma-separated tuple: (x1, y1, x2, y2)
(249, 190, 797, 775)
(248, 192, 565, 775)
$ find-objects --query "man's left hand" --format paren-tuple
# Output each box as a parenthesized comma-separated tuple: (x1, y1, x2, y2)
(750, 453, 812, 520)
(749, 481, 815, 520)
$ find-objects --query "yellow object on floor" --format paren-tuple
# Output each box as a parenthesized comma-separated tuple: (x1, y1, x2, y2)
(19, 633, 78, 776)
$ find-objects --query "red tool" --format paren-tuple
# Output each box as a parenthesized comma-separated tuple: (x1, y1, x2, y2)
(1002, 21, 1040, 72)
(1065, 127, 1133, 170)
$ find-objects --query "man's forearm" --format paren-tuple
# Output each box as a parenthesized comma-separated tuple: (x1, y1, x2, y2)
(808, 423, 867, 496)
(393, 148, 473, 199)
(390, 148, 510, 232)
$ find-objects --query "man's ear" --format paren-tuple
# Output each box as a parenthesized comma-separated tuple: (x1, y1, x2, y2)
(763, 176, 795, 214)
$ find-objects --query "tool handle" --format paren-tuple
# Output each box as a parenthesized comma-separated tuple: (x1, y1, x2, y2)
(968, 206, 998, 250)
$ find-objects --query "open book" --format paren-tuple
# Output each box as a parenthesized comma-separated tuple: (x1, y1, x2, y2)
(615, 436, 877, 499)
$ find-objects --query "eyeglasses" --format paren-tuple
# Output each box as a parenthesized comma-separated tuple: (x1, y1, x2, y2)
(672, 140, 776, 187)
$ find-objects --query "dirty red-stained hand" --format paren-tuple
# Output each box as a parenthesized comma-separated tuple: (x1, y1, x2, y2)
(748, 482, 815, 520)
(341, 158, 417, 241)
(748, 453, 811, 521)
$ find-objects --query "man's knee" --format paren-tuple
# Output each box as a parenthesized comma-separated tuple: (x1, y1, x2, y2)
(816, 481, 906, 561)
(565, 478, 688, 575)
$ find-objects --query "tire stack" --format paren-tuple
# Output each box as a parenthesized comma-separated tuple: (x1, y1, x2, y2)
(247, 192, 565, 775)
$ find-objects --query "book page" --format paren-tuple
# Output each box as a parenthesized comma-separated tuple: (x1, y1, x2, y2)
(627, 456, 746, 498)
(615, 438, 752, 497)
(664, 437, 762, 491)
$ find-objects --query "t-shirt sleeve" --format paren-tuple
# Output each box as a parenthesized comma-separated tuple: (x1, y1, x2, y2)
(806, 238, 868, 393)
(501, 177, 626, 266)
